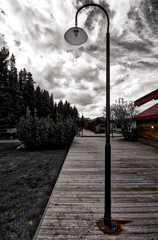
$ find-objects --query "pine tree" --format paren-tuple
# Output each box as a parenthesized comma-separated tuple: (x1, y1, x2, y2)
(19, 68, 27, 91)
(54, 102, 57, 123)
(63, 100, 70, 118)
(35, 86, 43, 117)
(8, 54, 24, 126)
(23, 72, 35, 114)
(41, 90, 50, 117)
(72, 106, 79, 119)
(0, 47, 10, 128)
(57, 100, 64, 117)
(49, 93, 55, 120)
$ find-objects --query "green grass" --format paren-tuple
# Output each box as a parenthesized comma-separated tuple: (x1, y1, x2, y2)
(0, 142, 69, 240)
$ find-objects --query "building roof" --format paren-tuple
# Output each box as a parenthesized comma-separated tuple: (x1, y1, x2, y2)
(135, 89, 158, 106)
(134, 103, 158, 120)
(88, 117, 105, 123)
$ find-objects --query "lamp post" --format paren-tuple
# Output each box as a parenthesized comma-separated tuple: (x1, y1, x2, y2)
(79, 110, 84, 137)
(64, 3, 118, 234)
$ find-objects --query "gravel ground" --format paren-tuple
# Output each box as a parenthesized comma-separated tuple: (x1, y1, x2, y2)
(0, 141, 70, 240)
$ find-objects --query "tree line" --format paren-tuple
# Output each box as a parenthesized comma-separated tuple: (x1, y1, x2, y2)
(0, 47, 79, 128)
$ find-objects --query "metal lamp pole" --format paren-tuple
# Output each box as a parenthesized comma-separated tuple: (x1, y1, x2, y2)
(79, 110, 84, 137)
(64, 3, 118, 233)
(81, 114, 83, 137)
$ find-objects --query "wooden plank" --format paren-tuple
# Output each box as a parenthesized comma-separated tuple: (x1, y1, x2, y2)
(34, 135, 158, 240)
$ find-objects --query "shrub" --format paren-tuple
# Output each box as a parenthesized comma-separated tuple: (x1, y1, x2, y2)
(17, 112, 77, 148)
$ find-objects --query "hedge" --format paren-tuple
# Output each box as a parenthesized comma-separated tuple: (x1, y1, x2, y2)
(17, 112, 77, 149)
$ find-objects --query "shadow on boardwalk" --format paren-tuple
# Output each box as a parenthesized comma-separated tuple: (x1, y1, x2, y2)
(34, 133, 158, 240)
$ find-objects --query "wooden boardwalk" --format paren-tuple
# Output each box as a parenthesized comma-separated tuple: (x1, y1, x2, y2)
(34, 135, 158, 240)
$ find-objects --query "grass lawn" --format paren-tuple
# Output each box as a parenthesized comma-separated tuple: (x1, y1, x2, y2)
(0, 141, 70, 240)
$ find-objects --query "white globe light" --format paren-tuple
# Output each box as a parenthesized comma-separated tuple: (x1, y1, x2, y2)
(64, 27, 88, 45)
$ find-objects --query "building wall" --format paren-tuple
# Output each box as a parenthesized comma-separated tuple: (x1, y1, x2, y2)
(85, 118, 106, 131)
(136, 119, 158, 141)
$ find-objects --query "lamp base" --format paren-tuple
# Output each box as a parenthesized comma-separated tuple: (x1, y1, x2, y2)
(97, 218, 118, 234)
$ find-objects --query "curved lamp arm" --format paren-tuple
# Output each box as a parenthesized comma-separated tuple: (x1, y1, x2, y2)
(64, 3, 110, 45)
(75, 3, 110, 33)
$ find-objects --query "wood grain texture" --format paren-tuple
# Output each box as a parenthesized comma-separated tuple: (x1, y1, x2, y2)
(34, 133, 158, 240)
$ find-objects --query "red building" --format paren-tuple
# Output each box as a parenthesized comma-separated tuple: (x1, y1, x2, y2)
(134, 89, 158, 142)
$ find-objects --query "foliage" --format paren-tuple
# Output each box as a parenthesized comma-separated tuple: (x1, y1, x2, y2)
(111, 99, 139, 141)
(0, 48, 24, 128)
(17, 111, 77, 148)
(103, 98, 139, 141)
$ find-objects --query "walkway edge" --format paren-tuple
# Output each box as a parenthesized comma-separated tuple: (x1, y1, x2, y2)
(33, 141, 73, 240)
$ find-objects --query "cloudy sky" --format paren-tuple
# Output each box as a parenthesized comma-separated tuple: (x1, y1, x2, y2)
(0, 0, 158, 118)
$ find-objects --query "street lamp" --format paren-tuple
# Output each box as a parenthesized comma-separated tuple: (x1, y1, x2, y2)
(79, 110, 84, 137)
(64, 3, 118, 234)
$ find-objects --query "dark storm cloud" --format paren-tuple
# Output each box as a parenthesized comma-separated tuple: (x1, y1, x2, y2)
(93, 84, 105, 94)
(76, 83, 89, 91)
(53, 89, 66, 99)
(42, 66, 62, 87)
(117, 59, 158, 70)
(137, 60, 158, 69)
(71, 93, 94, 106)
(112, 38, 152, 53)
(111, 33, 153, 56)
(112, 73, 129, 87)
(117, 61, 138, 70)
(107, 0, 158, 70)
(42, 63, 72, 89)
(72, 66, 99, 84)
(141, 0, 158, 35)
(75, 0, 112, 30)
(86, 0, 113, 29)
(86, 44, 98, 52)
(113, 77, 125, 86)
(128, 0, 158, 38)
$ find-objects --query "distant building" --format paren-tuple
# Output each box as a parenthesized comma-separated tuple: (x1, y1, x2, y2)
(134, 89, 158, 142)
(85, 117, 106, 132)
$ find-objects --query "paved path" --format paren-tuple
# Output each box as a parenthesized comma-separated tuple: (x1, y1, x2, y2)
(79, 129, 106, 137)
(78, 129, 122, 138)
(34, 135, 158, 240)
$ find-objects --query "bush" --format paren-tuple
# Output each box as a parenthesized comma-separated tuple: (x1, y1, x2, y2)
(122, 127, 137, 142)
(17, 112, 77, 148)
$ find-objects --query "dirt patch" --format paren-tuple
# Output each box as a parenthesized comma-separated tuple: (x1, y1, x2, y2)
(0, 142, 70, 240)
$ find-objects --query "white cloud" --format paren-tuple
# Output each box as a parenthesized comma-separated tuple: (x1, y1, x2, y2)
(0, 0, 157, 118)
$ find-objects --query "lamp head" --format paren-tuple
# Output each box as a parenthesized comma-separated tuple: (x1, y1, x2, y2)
(64, 27, 88, 45)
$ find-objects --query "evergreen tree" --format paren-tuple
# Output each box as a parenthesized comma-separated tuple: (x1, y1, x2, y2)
(57, 100, 64, 117)
(35, 86, 43, 117)
(63, 100, 70, 118)
(8, 54, 24, 126)
(49, 93, 55, 120)
(19, 68, 27, 91)
(72, 106, 79, 119)
(23, 72, 35, 114)
(0, 47, 11, 128)
(40, 90, 50, 117)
